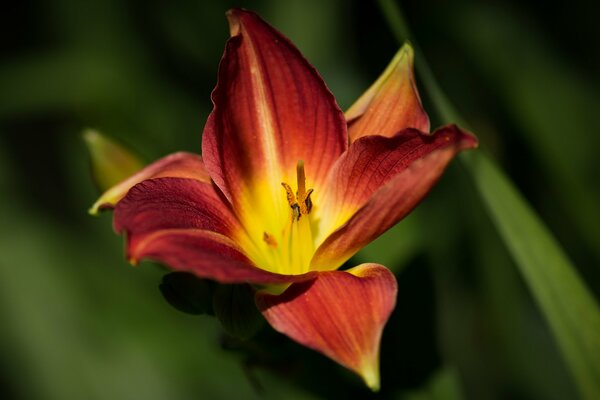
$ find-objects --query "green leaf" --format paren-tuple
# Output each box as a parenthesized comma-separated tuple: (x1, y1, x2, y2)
(460, 150, 600, 399)
(377, 1, 600, 398)
(453, 3, 600, 257)
(83, 129, 144, 192)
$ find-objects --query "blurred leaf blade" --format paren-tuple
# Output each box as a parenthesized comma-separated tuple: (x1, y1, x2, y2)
(461, 151, 600, 398)
(454, 3, 600, 257)
(378, 1, 600, 398)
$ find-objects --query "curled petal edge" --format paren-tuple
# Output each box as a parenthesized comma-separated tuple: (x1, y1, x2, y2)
(90, 152, 210, 215)
(313, 125, 478, 270)
(256, 264, 397, 391)
(130, 229, 317, 285)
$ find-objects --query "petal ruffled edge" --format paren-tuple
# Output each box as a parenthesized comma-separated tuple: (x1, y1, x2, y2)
(312, 125, 477, 270)
(90, 152, 210, 215)
(345, 43, 430, 141)
(256, 264, 397, 391)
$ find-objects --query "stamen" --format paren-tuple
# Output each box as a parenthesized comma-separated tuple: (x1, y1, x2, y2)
(292, 204, 301, 220)
(281, 160, 314, 221)
(301, 188, 313, 214)
(265, 160, 316, 275)
(281, 182, 301, 220)
(281, 182, 297, 206)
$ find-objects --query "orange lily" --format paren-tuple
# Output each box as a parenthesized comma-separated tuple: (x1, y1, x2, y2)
(91, 9, 477, 390)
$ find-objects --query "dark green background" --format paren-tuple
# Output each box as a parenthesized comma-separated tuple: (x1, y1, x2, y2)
(1, 0, 598, 399)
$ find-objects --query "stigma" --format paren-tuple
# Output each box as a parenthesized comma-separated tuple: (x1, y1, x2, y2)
(281, 160, 314, 221)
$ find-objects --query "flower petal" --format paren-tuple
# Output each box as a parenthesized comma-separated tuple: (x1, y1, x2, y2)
(130, 229, 314, 284)
(345, 44, 430, 141)
(202, 9, 347, 225)
(114, 177, 239, 242)
(115, 177, 314, 284)
(90, 152, 210, 215)
(256, 264, 397, 391)
(312, 125, 477, 270)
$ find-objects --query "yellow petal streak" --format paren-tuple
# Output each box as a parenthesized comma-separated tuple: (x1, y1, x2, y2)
(235, 161, 317, 275)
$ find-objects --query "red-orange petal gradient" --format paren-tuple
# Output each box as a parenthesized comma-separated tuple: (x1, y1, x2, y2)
(202, 9, 347, 215)
(129, 229, 315, 284)
(90, 152, 210, 214)
(114, 177, 239, 241)
(312, 125, 478, 269)
(115, 177, 316, 284)
(256, 264, 397, 391)
(345, 44, 429, 141)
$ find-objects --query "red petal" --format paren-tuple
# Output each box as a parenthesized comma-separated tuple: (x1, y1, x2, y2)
(345, 44, 429, 141)
(130, 229, 314, 284)
(312, 125, 477, 269)
(115, 177, 315, 284)
(90, 152, 210, 214)
(256, 264, 397, 390)
(114, 177, 238, 240)
(202, 9, 347, 222)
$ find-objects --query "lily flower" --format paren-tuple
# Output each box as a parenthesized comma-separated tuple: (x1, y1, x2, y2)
(90, 9, 477, 390)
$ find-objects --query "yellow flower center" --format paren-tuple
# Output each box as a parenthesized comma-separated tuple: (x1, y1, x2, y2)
(239, 160, 318, 275)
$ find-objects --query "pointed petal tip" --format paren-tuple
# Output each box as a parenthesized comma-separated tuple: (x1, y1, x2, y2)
(360, 362, 381, 392)
(225, 8, 241, 36)
(257, 264, 396, 390)
(401, 40, 414, 54)
(205, 6, 347, 215)
(446, 124, 479, 149)
(82, 128, 99, 144)
(225, 8, 257, 37)
(346, 41, 429, 140)
(396, 41, 414, 66)
(88, 200, 111, 216)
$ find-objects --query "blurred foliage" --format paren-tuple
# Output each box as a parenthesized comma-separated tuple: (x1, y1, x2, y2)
(1, 0, 599, 399)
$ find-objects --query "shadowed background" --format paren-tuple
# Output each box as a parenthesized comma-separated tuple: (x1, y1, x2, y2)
(1, 0, 598, 399)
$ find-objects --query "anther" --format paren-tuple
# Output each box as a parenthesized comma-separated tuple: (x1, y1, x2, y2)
(281, 182, 297, 206)
(304, 188, 314, 213)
